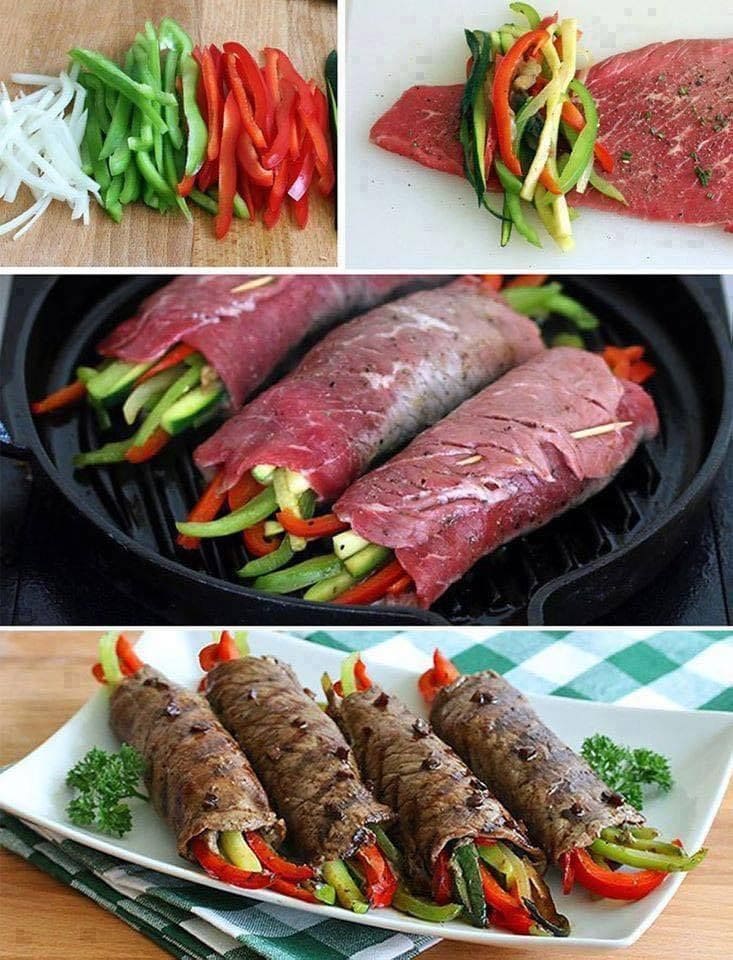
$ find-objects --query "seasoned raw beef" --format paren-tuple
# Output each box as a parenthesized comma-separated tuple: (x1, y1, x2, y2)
(109, 665, 284, 860)
(98, 275, 442, 408)
(327, 684, 542, 892)
(194, 277, 544, 498)
(371, 39, 733, 228)
(205, 657, 393, 864)
(431, 671, 644, 863)
(334, 348, 659, 607)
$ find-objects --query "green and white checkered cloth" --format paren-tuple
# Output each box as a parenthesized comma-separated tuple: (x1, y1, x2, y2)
(1, 629, 731, 960)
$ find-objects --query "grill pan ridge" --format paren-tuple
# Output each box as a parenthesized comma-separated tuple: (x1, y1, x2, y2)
(1, 275, 730, 626)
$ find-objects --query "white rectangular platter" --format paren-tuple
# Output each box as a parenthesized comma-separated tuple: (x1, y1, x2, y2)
(0, 629, 731, 950)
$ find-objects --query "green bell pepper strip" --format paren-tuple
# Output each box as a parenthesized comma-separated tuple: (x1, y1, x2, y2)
(321, 860, 369, 913)
(70, 48, 174, 132)
(189, 188, 218, 215)
(589, 838, 706, 873)
(119, 157, 141, 204)
(162, 48, 183, 150)
(564, 122, 628, 204)
(103, 176, 123, 222)
(238, 536, 294, 578)
(551, 332, 584, 348)
(158, 17, 194, 57)
(495, 160, 542, 247)
(254, 554, 344, 595)
(451, 843, 486, 928)
(83, 94, 110, 192)
(373, 827, 403, 867)
(180, 53, 207, 177)
(100, 54, 135, 161)
(509, 2, 541, 28)
(163, 138, 192, 221)
(545, 293, 598, 329)
(393, 885, 463, 923)
(136, 150, 176, 203)
(303, 570, 356, 602)
(557, 79, 598, 194)
(132, 361, 202, 446)
(177, 486, 278, 539)
(73, 439, 133, 468)
(109, 141, 131, 177)
(502, 282, 562, 316)
(601, 828, 685, 858)
(500, 193, 513, 247)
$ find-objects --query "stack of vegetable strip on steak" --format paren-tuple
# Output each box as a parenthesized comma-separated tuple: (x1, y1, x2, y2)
(176, 276, 544, 596)
(200, 633, 398, 912)
(324, 654, 568, 934)
(97, 633, 333, 903)
(31, 274, 437, 469)
(422, 653, 707, 901)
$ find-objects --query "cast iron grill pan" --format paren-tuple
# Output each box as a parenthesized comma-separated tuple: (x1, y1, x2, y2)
(1, 275, 730, 625)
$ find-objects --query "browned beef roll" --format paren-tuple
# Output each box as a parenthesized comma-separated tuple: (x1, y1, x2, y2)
(109, 665, 283, 860)
(327, 684, 542, 893)
(431, 671, 644, 864)
(205, 657, 393, 864)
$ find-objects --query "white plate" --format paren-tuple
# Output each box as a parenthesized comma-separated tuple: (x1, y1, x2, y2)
(0, 629, 731, 950)
(345, 0, 733, 270)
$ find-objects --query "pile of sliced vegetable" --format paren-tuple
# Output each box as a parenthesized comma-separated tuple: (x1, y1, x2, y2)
(461, 3, 625, 250)
(173, 275, 655, 604)
(0, 65, 99, 239)
(2, 18, 335, 239)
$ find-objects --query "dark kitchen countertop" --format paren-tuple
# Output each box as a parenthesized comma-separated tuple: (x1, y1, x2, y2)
(1, 276, 731, 627)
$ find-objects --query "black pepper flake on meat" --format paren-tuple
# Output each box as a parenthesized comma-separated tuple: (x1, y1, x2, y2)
(412, 718, 430, 738)
(291, 718, 308, 730)
(515, 745, 537, 761)
(601, 790, 625, 807)
(202, 792, 219, 810)
(164, 701, 181, 718)
(334, 745, 350, 760)
(466, 792, 485, 808)
(267, 746, 283, 762)
(245, 688, 257, 700)
(336, 769, 354, 781)
(143, 678, 169, 691)
(189, 721, 210, 734)
(421, 755, 441, 771)
(373, 692, 390, 709)
(561, 802, 585, 820)
(470, 690, 495, 705)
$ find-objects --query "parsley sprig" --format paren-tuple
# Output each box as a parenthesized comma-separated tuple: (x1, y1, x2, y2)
(581, 734, 673, 810)
(66, 745, 147, 837)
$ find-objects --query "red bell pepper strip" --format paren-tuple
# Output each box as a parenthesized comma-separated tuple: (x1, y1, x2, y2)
(331, 559, 407, 606)
(354, 843, 398, 908)
(262, 80, 297, 171)
(539, 166, 562, 195)
(177, 174, 195, 197)
(177, 471, 226, 550)
(135, 343, 196, 385)
(263, 157, 290, 229)
(492, 28, 551, 176)
(565, 848, 667, 901)
(312, 87, 335, 196)
(244, 522, 280, 557)
(215, 91, 241, 240)
(270, 48, 331, 172)
(236, 131, 274, 187)
(223, 42, 274, 140)
(491, 906, 536, 935)
(197, 157, 219, 192)
(198, 47, 223, 162)
(354, 657, 372, 691)
(276, 510, 349, 539)
(504, 274, 549, 288)
(199, 642, 220, 672)
(227, 473, 264, 511)
(271, 877, 320, 902)
(190, 836, 275, 889)
(91, 662, 106, 683)
(225, 53, 267, 151)
(217, 630, 240, 662)
(31, 379, 87, 415)
(432, 849, 454, 905)
(418, 649, 461, 703)
(116, 635, 143, 674)
(245, 832, 314, 880)
(288, 148, 315, 201)
(480, 274, 504, 291)
(561, 849, 575, 894)
(290, 194, 309, 229)
(263, 48, 280, 106)
(602, 345, 655, 384)
(479, 863, 522, 914)
(125, 427, 170, 463)
(385, 573, 412, 598)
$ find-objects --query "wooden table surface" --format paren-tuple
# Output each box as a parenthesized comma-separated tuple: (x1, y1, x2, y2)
(0, 0, 337, 267)
(0, 631, 730, 960)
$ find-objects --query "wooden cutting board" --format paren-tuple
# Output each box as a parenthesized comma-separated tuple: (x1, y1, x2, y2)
(0, 0, 336, 267)
(0, 632, 731, 960)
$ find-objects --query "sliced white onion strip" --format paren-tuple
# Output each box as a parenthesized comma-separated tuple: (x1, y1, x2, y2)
(1, 66, 99, 239)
